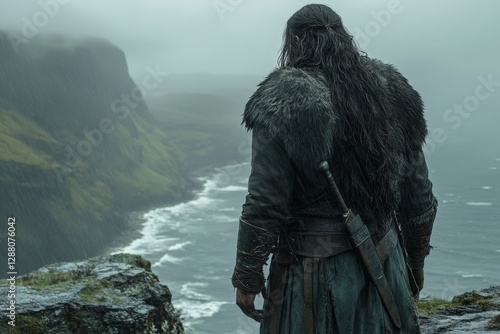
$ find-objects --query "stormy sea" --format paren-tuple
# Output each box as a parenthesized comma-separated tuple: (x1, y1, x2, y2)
(112, 144, 500, 334)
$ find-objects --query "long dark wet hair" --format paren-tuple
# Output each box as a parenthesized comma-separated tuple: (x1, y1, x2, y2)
(278, 4, 404, 221)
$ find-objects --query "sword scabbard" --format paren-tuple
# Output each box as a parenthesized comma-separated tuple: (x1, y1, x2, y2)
(320, 161, 402, 329)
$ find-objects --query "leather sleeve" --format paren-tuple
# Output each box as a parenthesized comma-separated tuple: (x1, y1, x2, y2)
(397, 150, 438, 270)
(231, 126, 295, 293)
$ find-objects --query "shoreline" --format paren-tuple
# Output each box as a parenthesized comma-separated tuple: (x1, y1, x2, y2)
(103, 210, 150, 255)
(102, 178, 203, 256)
(102, 161, 248, 256)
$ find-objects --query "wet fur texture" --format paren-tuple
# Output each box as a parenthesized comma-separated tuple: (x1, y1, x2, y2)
(242, 58, 428, 219)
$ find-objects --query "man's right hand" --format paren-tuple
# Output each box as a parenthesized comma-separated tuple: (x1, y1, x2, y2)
(236, 288, 264, 323)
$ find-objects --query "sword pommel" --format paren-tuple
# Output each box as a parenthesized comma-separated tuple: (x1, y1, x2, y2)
(319, 161, 331, 176)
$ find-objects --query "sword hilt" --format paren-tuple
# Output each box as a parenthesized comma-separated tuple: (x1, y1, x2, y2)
(319, 161, 350, 216)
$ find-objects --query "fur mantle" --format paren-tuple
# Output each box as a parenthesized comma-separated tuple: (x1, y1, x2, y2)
(243, 67, 336, 173)
(242, 61, 428, 218)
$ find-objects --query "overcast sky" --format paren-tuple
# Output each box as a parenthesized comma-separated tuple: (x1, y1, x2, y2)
(0, 0, 499, 78)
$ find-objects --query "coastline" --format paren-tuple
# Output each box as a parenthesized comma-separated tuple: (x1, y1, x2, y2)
(102, 161, 247, 256)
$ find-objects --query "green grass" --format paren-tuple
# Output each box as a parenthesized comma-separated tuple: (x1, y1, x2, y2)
(0, 108, 58, 143)
(416, 289, 500, 315)
(14, 263, 124, 304)
(88, 253, 152, 271)
(68, 178, 114, 222)
(0, 108, 56, 168)
(77, 278, 122, 304)
(416, 298, 458, 315)
(17, 267, 92, 288)
(0, 315, 49, 334)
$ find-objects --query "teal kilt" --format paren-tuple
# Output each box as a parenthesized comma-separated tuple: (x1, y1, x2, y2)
(261, 242, 421, 334)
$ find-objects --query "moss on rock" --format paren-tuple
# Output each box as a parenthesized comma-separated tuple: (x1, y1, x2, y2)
(452, 289, 500, 311)
(486, 314, 500, 330)
(417, 298, 459, 315)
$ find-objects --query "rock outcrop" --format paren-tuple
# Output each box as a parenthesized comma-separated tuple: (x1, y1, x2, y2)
(0, 254, 184, 334)
(419, 286, 500, 333)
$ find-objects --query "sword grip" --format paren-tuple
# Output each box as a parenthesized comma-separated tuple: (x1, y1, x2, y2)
(319, 161, 349, 214)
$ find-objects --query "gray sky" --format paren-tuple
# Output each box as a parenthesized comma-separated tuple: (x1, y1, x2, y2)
(0, 0, 499, 77)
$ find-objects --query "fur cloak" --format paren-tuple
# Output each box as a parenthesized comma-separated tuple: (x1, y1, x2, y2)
(241, 58, 428, 221)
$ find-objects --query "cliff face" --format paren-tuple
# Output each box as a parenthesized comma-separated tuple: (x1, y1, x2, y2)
(0, 32, 196, 275)
(0, 254, 184, 334)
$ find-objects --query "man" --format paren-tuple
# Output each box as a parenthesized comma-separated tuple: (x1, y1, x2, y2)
(231, 4, 437, 333)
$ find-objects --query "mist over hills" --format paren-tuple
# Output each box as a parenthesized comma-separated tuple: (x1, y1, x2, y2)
(0, 33, 248, 274)
(139, 72, 262, 96)
(148, 60, 500, 149)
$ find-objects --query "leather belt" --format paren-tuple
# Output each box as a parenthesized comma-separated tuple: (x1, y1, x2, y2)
(267, 217, 399, 333)
(287, 217, 398, 261)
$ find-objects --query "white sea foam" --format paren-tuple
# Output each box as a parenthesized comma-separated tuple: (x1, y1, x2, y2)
(210, 214, 235, 223)
(215, 185, 247, 192)
(153, 253, 184, 267)
(114, 180, 219, 255)
(218, 161, 250, 170)
(176, 282, 232, 325)
(482, 186, 493, 190)
(461, 274, 484, 278)
(167, 241, 192, 251)
(466, 202, 493, 206)
(175, 299, 230, 320)
(169, 196, 217, 216)
(193, 274, 224, 281)
(490, 167, 498, 170)
(114, 210, 180, 254)
(180, 282, 211, 300)
(217, 207, 236, 212)
(175, 282, 232, 328)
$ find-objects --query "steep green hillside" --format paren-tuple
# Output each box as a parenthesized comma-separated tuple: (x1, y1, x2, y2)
(147, 92, 251, 173)
(0, 33, 196, 275)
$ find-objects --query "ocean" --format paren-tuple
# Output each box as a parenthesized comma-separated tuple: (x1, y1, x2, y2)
(111, 146, 500, 334)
